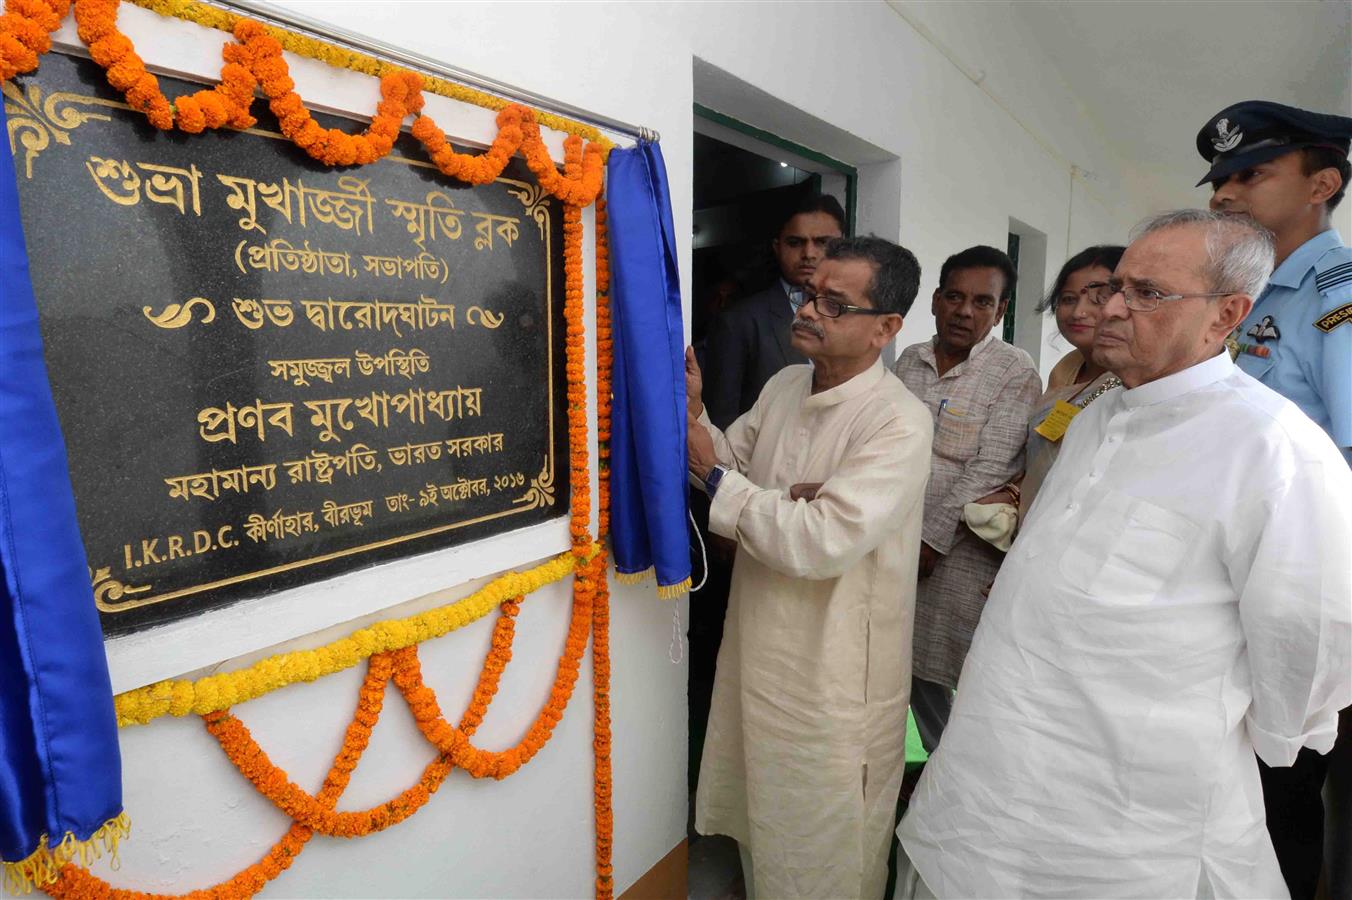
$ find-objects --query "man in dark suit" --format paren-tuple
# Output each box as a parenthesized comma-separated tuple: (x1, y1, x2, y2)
(704, 195, 846, 429)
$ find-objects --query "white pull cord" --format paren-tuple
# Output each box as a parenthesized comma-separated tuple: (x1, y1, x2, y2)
(688, 508, 708, 592)
(669, 605, 684, 664)
(667, 508, 710, 665)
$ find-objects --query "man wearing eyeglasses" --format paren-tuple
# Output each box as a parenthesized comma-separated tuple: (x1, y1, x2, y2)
(891, 246, 1040, 758)
(686, 236, 933, 899)
(895, 210, 1352, 900)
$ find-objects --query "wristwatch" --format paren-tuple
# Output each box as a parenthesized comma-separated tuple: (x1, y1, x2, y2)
(704, 464, 729, 498)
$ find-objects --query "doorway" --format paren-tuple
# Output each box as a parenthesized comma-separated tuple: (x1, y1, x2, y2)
(690, 106, 858, 360)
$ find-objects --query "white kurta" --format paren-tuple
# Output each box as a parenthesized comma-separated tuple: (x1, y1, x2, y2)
(694, 360, 933, 899)
(899, 351, 1352, 899)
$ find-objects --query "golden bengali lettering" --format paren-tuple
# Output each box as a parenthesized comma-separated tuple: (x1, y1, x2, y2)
(384, 190, 465, 249)
(86, 158, 202, 216)
(85, 156, 140, 206)
(244, 509, 320, 543)
(164, 464, 278, 502)
(140, 162, 203, 216)
(320, 499, 375, 527)
(304, 397, 355, 443)
(472, 211, 521, 251)
(234, 400, 295, 442)
(301, 175, 375, 236)
(217, 173, 262, 233)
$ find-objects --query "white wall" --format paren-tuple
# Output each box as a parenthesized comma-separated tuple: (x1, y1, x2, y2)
(17, 1, 1220, 897)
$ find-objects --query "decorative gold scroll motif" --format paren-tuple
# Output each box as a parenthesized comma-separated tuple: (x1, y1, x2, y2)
(143, 297, 216, 329)
(3, 82, 111, 179)
(513, 457, 557, 511)
(89, 566, 150, 612)
(501, 178, 550, 239)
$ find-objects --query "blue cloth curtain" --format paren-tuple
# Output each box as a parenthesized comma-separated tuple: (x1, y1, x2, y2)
(0, 104, 123, 872)
(605, 142, 690, 596)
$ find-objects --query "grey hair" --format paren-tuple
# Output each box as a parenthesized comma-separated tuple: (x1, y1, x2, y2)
(1130, 208, 1274, 298)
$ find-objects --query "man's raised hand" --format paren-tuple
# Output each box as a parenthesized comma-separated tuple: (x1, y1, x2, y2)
(685, 346, 703, 417)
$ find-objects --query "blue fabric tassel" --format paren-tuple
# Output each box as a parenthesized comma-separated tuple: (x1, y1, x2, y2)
(0, 103, 124, 869)
(605, 142, 691, 595)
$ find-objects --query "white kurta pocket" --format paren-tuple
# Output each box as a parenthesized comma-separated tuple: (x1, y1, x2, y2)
(1058, 490, 1198, 605)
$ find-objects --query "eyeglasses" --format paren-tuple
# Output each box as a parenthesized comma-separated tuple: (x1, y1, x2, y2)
(1056, 282, 1110, 308)
(794, 293, 892, 318)
(1090, 280, 1237, 312)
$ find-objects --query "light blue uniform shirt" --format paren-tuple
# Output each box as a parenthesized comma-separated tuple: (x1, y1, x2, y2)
(1234, 228, 1352, 465)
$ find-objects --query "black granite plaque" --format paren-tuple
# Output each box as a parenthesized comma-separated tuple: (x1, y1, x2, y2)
(9, 51, 569, 637)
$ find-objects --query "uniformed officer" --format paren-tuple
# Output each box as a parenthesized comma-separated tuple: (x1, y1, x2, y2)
(1197, 100, 1352, 900)
(1199, 100, 1352, 464)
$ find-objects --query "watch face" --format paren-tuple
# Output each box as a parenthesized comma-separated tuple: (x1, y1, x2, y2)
(705, 466, 724, 495)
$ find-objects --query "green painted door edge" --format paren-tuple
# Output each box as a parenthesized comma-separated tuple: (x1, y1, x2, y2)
(1004, 232, 1021, 344)
(694, 102, 859, 236)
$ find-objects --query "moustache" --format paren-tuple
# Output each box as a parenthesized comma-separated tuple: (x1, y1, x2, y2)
(791, 320, 824, 339)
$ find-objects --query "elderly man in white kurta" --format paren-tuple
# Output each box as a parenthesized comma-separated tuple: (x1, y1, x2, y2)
(897, 210, 1352, 900)
(687, 236, 933, 899)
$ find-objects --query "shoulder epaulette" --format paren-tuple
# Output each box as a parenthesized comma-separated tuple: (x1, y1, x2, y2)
(1313, 245, 1352, 294)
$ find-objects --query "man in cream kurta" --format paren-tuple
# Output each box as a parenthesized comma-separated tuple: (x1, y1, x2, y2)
(898, 211, 1352, 898)
(688, 237, 933, 899)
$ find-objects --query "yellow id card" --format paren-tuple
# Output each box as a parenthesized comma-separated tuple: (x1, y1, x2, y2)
(1033, 400, 1081, 442)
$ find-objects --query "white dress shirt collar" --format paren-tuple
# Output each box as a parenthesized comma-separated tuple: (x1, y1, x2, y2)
(1120, 349, 1233, 409)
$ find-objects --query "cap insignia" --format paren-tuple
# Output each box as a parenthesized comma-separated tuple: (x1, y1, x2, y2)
(1213, 118, 1243, 153)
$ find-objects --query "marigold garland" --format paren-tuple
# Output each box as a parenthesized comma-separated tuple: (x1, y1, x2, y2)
(113, 549, 583, 728)
(591, 196, 615, 900)
(46, 652, 399, 900)
(0, 0, 622, 894)
(1, 0, 608, 197)
(121, 0, 610, 145)
(594, 198, 612, 541)
(0, 0, 67, 83)
(202, 588, 593, 834)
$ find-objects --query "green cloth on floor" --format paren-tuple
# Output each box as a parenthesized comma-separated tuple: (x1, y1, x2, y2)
(906, 708, 928, 764)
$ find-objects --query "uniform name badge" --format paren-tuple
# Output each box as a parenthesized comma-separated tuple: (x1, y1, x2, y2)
(1034, 400, 1081, 442)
